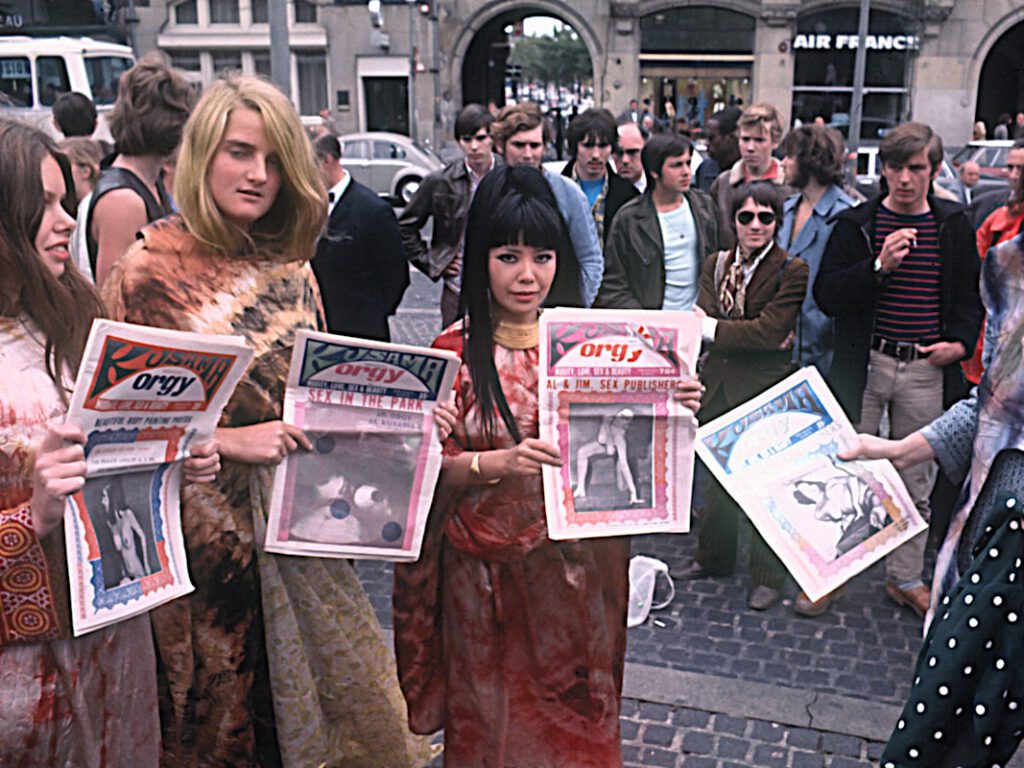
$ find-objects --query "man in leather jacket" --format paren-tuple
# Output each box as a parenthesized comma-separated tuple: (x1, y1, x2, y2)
(399, 104, 499, 327)
(596, 133, 719, 309)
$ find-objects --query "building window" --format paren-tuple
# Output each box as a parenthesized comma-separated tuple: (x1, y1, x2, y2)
(296, 53, 327, 115)
(169, 51, 202, 72)
(294, 0, 316, 23)
(212, 51, 243, 76)
(791, 7, 916, 139)
(174, 0, 198, 24)
(209, 0, 240, 24)
(251, 0, 268, 23)
(252, 51, 271, 77)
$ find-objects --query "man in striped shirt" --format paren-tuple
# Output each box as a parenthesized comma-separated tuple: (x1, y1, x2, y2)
(814, 123, 983, 619)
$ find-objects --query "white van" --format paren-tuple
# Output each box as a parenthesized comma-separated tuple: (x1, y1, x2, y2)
(0, 36, 135, 140)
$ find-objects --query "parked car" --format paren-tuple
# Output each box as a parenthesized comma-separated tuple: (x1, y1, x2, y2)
(846, 144, 1007, 200)
(0, 36, 134, 141)
(950, 140, 1015, 178)
(338, 132, 444, 204)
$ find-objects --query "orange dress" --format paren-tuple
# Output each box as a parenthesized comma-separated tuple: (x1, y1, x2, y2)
(394, 324, 630, 767)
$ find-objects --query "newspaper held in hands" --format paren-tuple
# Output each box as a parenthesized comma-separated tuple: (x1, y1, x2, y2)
(696, 366, 926, 603)
(265, 330, 459, 562)
(64, 320, 254, 636)
(539, 308, 703, 540)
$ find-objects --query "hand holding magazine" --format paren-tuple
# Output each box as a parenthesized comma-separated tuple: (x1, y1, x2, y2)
(265, 330, 458, 561)
(539, 308, 702, 539)
(64, 320, 253, 635)
(695, 367, 926, 602)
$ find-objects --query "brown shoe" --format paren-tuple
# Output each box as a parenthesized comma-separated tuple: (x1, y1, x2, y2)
(885, 582, 930, 618)
(794, 586, 845, 617)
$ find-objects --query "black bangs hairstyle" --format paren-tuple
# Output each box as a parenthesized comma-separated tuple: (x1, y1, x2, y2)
(459, 164, 579, 445)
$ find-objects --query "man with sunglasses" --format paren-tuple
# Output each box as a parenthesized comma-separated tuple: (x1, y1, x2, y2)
(561, 109, 639, 248)
(815, 122, 982, 619)
(399, 104, 500, 327)
(596, 132, 719, 311)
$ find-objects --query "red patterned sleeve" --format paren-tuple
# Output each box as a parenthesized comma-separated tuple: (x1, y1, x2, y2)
(0, 505, 60, 645)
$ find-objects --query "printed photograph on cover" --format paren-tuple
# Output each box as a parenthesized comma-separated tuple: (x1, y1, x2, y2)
(569, 402, 654, 512)
(783, 457, 895, 563)
(81, 470, 161, 589)
(286, 430, 422, 548)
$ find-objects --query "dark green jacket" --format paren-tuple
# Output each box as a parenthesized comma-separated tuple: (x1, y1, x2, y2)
(595, 188, 720, 308)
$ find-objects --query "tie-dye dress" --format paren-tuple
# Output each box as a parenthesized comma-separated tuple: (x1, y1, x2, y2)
(104, 217, 430, 768)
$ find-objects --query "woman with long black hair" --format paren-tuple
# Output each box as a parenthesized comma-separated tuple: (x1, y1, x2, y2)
(394, 164, 702, 766)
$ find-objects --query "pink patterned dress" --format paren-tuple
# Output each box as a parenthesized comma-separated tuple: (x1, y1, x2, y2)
(0, 316, 159, 767)
(394, 324, 630, 767)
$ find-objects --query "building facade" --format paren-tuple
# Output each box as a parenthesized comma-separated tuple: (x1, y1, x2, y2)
(19, 0, 1021, 149)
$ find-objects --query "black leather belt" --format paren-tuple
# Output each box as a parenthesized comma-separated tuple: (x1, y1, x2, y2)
(871, 335, 924, 362)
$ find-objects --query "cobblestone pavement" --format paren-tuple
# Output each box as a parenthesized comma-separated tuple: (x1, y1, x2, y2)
(370, 267, 1005, 766)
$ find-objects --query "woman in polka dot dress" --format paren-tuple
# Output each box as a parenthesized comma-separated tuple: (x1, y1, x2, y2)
(844, 232, 1024, 767)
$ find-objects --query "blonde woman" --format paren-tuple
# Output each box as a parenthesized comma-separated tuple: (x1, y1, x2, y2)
(103, 76, 430, 767)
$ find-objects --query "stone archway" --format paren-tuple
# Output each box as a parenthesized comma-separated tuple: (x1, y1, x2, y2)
(970, 9, 1024, 134)
(447, 0, 604, 110)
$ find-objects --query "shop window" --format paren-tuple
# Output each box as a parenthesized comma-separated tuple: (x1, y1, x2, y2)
(791, 7, 915, 136)
(0, 57, 32, 107)
(36, 56, 71, 106)
(296, 53, 327, 115)
(210, 0, 240, 24)
(251, 0, 268, 22)
(640, 7, 755, 54)
(174, 0, 198, 24)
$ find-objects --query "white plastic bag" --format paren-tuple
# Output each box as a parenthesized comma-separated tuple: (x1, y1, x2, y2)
(627, 555, 675, 627)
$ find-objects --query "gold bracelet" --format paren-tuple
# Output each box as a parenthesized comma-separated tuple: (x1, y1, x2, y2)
(470, 452, 500, 484)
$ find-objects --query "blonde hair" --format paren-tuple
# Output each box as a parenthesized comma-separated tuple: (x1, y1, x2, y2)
(174, 75, 326, 259)
(738, 102, 784, 143)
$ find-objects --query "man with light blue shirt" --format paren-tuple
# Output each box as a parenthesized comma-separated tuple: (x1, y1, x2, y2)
(491, 102, 604, 307)
(596, 133, 719, 309)
(777, 124, 855, 378)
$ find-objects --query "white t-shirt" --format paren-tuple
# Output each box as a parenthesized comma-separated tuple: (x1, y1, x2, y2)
(658, 201, 699, 311)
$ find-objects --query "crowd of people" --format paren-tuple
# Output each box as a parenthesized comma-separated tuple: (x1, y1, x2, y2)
(2, 50, 1024, 767)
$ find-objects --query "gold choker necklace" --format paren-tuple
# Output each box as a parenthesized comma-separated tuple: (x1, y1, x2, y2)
(493, 320, 539, 350)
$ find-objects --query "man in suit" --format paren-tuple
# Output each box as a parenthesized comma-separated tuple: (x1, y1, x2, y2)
(312, 134, 409, 342)
(954, 161, 981, 205)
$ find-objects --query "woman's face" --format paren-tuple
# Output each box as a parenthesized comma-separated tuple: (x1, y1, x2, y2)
(487, 241, 556, 324)
(207, 107, 282, 231)
(735, 197, 777, 256)
(34, 155, 75, 278)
